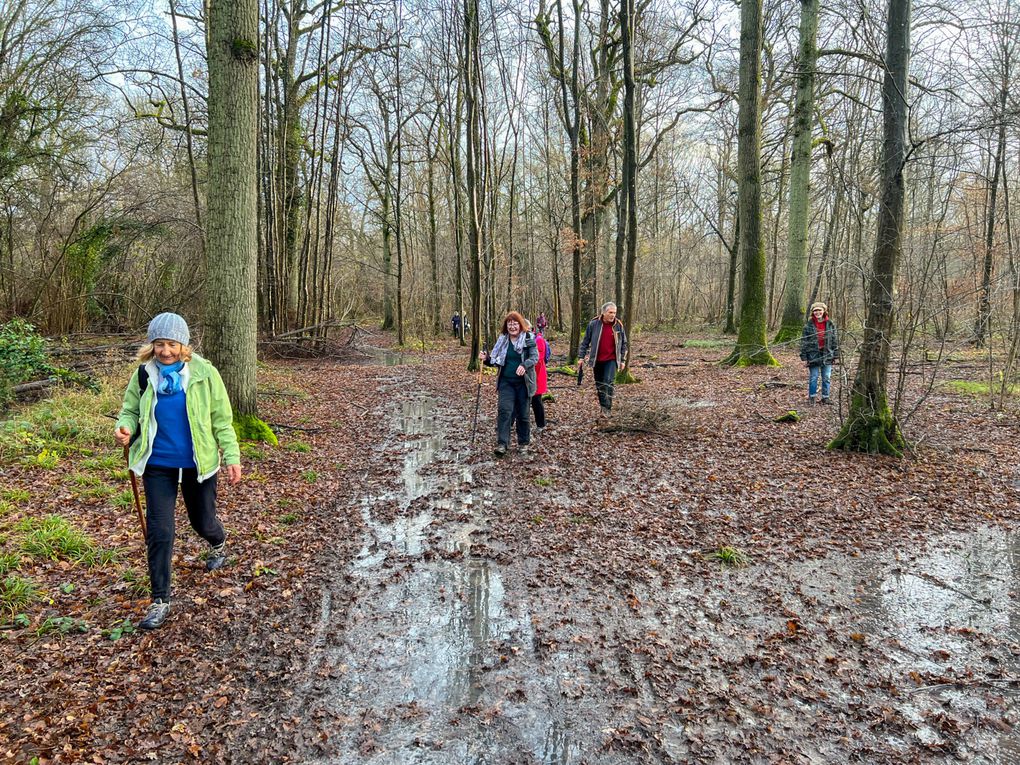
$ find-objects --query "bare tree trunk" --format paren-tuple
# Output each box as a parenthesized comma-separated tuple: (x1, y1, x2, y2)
(724, 214, 739, 335)
(724, 0, 777, 366)
(975, 83, 1008, 348)
(620, 0, 638, 371)
(832, 0, 911, 456)
(205, 0, 259, 416)
(465, 0, 482, 369)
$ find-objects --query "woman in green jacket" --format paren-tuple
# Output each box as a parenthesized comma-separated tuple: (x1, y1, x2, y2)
(114, 313, 242, 630)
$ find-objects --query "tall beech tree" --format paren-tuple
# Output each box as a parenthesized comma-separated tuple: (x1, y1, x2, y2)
(831, 0, 911, 455)
(724, 0, 777, 366)
(774, 0, 819, 343)
(204, 0, 259, 416)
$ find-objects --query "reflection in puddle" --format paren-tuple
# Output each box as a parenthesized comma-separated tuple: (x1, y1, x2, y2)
(864, 528, 1020, 758)
(539, 721, 580, 765)
(314, 394, 580, 763)
(862, 528, 1020, 668)
(798, 527, 1020, 758)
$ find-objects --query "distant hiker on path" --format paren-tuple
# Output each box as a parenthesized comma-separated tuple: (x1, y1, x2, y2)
(114, 313, 242, 630)
(479, 311, 538, 456)
(577, 302, 628, 418)
(451, 312, 461, 337)
(799, 301, 840, 405)
(536, 312, 548, 335)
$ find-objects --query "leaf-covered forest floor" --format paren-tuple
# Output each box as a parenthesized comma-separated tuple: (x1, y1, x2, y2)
(2, 330, 1019, 764)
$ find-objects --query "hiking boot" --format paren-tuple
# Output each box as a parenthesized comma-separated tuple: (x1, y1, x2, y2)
(600, 406, 612, 419)
(535, 426, 545, 436)
(820, 397, 832, 405)
(140, 599, 170, 630)
(518, 443, 530, 456)
(206, 541, 227, 571)
(493, 444, 507, 457)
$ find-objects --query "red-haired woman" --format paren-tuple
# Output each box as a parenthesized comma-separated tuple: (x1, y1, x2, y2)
(479, 311, 539, 456)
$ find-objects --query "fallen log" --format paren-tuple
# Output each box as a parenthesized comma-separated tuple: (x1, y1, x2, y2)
(12, 379, 53, 394)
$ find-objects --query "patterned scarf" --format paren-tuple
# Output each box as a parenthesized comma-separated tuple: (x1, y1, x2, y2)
(155, 360, 185, 395)
(489, 332, 528, 366)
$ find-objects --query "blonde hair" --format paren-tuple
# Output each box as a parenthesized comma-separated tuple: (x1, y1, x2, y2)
(136, 341, 194, 363)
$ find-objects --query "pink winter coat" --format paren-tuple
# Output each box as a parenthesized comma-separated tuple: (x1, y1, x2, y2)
(535, 334, 549, 395)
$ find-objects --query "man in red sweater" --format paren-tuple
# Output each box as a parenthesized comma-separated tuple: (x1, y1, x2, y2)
(577, 302, 629, 418)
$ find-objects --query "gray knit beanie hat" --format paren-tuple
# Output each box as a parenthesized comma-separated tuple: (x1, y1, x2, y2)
(147, 312, 190, 345)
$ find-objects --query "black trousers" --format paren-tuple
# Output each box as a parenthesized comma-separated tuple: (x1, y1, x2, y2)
(496, 378, 531, 447)
(594, 360, 618, 410)
(142, 466, 224, 601)
(530, 393, 546, 428)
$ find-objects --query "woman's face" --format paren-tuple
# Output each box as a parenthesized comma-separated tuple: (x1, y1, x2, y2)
(153, 339, 183, 364)
(812, 308, 824, 319)
(506, 319, 521, 335)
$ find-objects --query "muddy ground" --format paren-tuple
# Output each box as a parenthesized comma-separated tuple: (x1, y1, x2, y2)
(3, 333, 1020, 763)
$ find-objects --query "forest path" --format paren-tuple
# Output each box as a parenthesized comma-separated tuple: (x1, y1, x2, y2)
(264, 355, 1020, 765)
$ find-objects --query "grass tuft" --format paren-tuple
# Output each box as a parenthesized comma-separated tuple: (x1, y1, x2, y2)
(944, 379, 1018, 397)
(0, 552, 21, 576)
(1, 488, 30, 504)
(17, 515, 116, 565)
(0, 575, 38, 616)
(707, 545, 750, 568)
(684, 338, 731, 349)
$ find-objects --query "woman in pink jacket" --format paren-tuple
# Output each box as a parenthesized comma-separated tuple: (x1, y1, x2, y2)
(531, 323, 549, 434)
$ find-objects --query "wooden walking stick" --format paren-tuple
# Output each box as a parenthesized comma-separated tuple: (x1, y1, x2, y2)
(124, 446, 147, 540)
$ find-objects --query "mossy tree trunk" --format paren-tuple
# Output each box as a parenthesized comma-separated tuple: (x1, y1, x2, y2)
(205, 0, 259, 416)
(724, 0, 777, 367)
(831, 0, 911, 456)
(775, 0, 819, 344)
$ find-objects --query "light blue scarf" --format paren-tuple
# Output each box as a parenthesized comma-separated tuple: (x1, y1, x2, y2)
(155, 360, 185, 395)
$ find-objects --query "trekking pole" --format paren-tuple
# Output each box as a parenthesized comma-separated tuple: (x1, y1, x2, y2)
(471, 344, 486, 446)
(123, 446, 147, 541)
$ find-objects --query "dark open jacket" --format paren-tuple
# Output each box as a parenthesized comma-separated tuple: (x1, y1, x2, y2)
(577, 317, 628, 366)
(800, 317, 839, 367)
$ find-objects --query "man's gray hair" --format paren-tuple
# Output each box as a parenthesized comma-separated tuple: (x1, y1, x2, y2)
(601, 302, 617, 313)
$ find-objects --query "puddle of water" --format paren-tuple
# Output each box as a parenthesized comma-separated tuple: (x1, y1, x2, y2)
(857, 528, 1020, 670)
(792, 527, 1020, 758)
(358, 346, 424, 366)
(310, 393, 589, 763)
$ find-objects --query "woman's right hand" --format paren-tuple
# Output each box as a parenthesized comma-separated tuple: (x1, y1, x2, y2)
(114, 426, 131, 447)
(478, 351, 487, 361)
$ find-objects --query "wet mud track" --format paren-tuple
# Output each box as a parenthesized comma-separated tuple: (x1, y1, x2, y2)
(284, 365, 1020, 764)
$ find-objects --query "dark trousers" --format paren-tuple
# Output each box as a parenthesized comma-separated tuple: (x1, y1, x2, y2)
(142, 466, 224, 601)
(531, 393, 546, 428)
(496, 378, 531, 447)
(594, 360, 618, 410)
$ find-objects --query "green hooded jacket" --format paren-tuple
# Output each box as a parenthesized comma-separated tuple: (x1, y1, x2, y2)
(116, 354, 241, 482)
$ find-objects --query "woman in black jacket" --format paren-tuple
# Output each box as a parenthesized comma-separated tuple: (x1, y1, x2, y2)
(479, 311, 539, 456)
